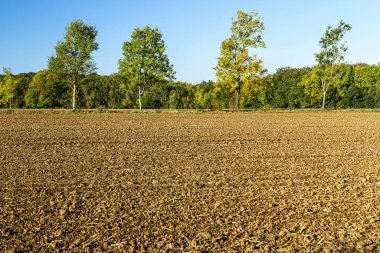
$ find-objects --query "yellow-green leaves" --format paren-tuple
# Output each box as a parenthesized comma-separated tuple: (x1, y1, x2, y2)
(215, 10, 266, 109)
(25, 70, 62, 108)
(0, 68, 15, 108)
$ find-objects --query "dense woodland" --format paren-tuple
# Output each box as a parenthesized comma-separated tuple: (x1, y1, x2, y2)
(2, 63, 380, 110)
(1, 11, 380, 110)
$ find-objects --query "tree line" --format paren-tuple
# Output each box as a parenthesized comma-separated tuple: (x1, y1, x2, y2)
(1, 11, 380, 110)
(3, 63, 380, 110)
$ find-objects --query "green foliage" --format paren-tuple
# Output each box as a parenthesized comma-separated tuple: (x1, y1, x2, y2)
(168, 82, 195, 109)
(241, 73, 269, 109)
(0, 68, 15, 108)
(300, 66, 325, 107)
(194, 81, 216, 109)
(80, 74, 107, 108)
(77, 73, 127, 109)
(215, 10, 266, 109)
(0, 70, 35, 109)
(300, 64, 355, 108)
(6, 64, 380, 110)
(332, 64, 355, 107)
(140, 81, 170, 109)
(49, 19, 99, 110)
(106, 74, 125, 109)
(118, 26, 175, 111)
(267, 67, 311, 108)
(349, 64, 380, 108)
(25, 70, 65, 108)
(142, 87, 164, 109)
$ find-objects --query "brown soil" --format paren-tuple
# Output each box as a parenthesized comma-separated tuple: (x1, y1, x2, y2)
(1, 112, 380, 252)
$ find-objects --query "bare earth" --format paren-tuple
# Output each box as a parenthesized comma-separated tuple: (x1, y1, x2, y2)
(1, 111, 380, 252)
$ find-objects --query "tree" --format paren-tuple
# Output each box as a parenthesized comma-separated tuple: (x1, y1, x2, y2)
(300, 63, 355, 108)
(168, 82, 195, 109)
(300, 66, 325, 108)
(266, 67, 310, 108)
(48, 19, 99, 111)
(315, 21, 351, 110)
(351, 64, 380, 107)
(195, 81, 216, 109)
(241, 72, 269, 109)
(0, 68, 15, 108)
(12, 73, 35, 108)
(105, 74, 125, 109)
(25, 70, 63, 108)
(80, 74, 107, 108)
(215, 10, 266, 109)
(119, 26, 175, 111)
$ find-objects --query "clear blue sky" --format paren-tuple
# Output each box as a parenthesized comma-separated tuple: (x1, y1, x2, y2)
(1, 0, 380, 83)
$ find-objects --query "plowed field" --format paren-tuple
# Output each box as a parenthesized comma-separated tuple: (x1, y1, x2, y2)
(1, 111, 380, 252)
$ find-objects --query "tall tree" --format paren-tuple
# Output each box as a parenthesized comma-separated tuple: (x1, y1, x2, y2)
(119, 26, 175, 111)
(48, 19, 99, 111)
(215, 10, 266, 109)
(315, 21, 351, 110)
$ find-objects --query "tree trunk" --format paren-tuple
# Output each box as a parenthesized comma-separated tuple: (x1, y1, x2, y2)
(235, 91, 240, 110)
(322, 90, 326, 111)
(73, 81, 76, 111)
(138, 86, 142, 112)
